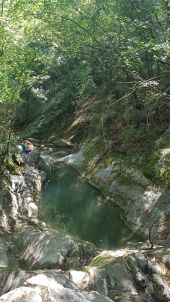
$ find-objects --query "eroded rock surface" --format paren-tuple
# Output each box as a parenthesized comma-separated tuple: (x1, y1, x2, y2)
(91, 161, 170, 244)
(0, 272, 112, 302)
(13, 226, 97, 270)
(0, 152, 169, 302)
(69, 250, 170, 302)
(0, 274, 111, 302)
(0, 166, 41, 231)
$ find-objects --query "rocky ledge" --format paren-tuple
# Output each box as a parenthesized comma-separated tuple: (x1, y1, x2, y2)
(0, 151, 169, 302)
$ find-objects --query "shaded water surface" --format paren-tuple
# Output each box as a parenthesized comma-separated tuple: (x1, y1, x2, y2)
(42, 164, 138, 249)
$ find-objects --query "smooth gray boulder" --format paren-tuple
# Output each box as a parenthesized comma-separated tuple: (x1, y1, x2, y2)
(14, 226, 97, 270)
(0, 273, 112, 302)
(85, 251, 139, 301)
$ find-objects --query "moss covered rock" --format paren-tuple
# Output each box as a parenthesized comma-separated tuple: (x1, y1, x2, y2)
(4, 156, 22, 175)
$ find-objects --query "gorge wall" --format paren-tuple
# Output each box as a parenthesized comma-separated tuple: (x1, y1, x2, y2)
(0, 145, 169, 301)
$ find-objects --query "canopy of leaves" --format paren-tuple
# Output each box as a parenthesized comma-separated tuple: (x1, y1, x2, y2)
(0, 0, 169, 177)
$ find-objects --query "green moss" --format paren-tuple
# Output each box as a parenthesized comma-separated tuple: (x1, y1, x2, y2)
(102, 154, 113, 167)
(142, 153, 170, 189)
(159, 167, 170, 188)
(5, 156, 21, 175)
(156, 126, 170, 149)
(143, 158, 157, 179)
(88, 255, 114, 267)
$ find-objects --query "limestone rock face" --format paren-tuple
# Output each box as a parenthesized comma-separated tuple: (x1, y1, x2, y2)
(91, 161, 170, 242)
(151, 273, 170, 302)
(59, 149, 85, 167)
(0, 239, 8, 268)
(13, 226, 97, 270)
(0, 166, 41, 231)
(83, 250, 170, 302)
(0, 269, 77, 296)
(0, 273, 112, 302)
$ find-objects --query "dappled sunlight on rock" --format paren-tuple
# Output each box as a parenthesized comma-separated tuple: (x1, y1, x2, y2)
(69, 270, 89, 288)
(0, 273, 113, 302)
(0, 149, 169, 302)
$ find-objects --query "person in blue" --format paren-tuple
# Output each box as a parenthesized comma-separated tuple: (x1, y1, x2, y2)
(18, 138, 33, 160)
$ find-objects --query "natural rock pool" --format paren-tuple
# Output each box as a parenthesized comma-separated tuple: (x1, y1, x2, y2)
(42, 164, 139, 249)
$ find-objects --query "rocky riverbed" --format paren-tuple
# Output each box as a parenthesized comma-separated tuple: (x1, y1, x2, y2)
(0, 148, 169, 302)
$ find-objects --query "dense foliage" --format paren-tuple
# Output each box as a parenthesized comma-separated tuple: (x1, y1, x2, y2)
(0, 0, 170, 183)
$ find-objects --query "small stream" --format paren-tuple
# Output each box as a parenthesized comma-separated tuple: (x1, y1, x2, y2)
(42, 163, 139, 249)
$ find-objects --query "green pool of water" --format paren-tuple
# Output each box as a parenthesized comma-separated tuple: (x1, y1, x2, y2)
(42, 164, 138, 249)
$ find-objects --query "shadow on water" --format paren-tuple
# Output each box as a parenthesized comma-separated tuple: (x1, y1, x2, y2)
(41, 163, 140, 249)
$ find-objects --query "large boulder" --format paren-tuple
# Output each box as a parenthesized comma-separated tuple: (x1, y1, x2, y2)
(0, 273, 112, 302)
(81, 250, 169, 302)
(0, 269, 77, 296)
(57, 150, 86, 168)
(14, 226, 97, 270)
(84, 251, 140, 302)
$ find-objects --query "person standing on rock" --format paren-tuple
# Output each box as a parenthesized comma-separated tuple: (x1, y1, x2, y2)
(18, 138, 33, 160)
